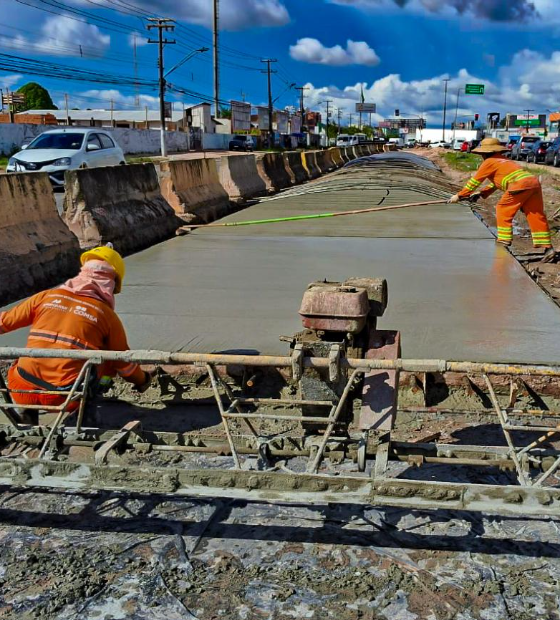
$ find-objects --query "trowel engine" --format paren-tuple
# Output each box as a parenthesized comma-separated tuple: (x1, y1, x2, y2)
(288, 278, 388, 427)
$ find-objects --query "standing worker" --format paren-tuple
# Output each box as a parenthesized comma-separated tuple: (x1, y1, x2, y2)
(448, 138, 555, 258)
(0, 245, 153, 422)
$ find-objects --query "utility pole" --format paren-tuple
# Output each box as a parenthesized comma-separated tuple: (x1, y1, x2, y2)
(261, 58, 277, 147)
(442, 78, 450, 142)
(324, 99, 333, 147)
(110, 99, 115, 127)
(64, 93, 69, 126)
(452, 87, 460, 144)
(295, 85, 308, 132)
(213, 0, 220, 119)
(349, 113, 354, 128)
(147, 18, 176, 157)
(133, 33, 140, 109)
(337, 108, 342, 134)
(524, 109, 534, 134)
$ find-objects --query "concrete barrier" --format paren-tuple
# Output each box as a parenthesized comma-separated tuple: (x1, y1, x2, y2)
(283, 151, 308, 184)
(315, 150, 331, 174)
(159, 158, 230, 223)
(215, 154, 267, 203)
(255, 153, 292, 191)
(343, 147, 355, 162)
(301, 151, 321, 179)
(383, 143, 398, 152)
(329, 147, 344, 168)
(0, 172, 81, 305)
(64, 163, 181, 254)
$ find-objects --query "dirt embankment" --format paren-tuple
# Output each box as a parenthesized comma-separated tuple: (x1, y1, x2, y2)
(418, 147, 560, 307)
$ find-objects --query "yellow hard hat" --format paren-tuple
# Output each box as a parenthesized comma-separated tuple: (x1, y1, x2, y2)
(80, 244, 125, 294)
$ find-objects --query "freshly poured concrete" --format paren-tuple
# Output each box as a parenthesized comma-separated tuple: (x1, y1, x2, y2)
(2, 157, 560, 363)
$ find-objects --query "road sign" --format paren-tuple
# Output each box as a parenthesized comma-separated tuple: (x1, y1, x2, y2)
(231, 100, 251, 132)
(163, 101, 173, 119)
(465, 84, 485, 95)
(356, 103, 376, 113)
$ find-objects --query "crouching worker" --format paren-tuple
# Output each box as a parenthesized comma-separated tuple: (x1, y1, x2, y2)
(0, 245, 153, 420)
(448, 138, 555, 259)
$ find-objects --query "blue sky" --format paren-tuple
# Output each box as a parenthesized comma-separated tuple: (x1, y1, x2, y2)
(1, 0, 560, 126)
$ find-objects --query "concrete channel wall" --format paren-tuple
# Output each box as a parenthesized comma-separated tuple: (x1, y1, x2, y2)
(159, 158, 230, 223)
(215, 155, 267, 203)
(0, 172, 80, 306)
(63, 163, 181, 254)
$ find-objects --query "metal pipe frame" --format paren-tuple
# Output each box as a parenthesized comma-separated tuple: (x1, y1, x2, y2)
(1, 347, 560, 377)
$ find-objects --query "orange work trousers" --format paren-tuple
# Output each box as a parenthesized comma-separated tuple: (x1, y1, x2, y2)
(7, 364, 81, 412)
(496, 187, 552, 247)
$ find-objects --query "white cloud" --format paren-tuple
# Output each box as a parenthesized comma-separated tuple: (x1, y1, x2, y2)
(290, 38, 380, 66)
(0, 16, 110, 57)
(328, 0, 541, 23)
(0, 74, 22, 90)
(95, 0, 290, 31)
(64, 89, 160, 111)
(128, 32, 149, 47)
(298, 49, 560, 126)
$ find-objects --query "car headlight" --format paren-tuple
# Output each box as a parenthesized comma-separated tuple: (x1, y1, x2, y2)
(53, 157, 71, 166)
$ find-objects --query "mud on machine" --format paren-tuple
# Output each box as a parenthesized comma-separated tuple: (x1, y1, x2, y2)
(1, 278, 560, 518)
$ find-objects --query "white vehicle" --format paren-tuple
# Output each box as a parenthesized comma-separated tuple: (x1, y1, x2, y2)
(336, 134, 359, 147)
(355, 133, 368, 144)
(388, 137, 405, 148)
(428, 140, 451, 149)
(452, 138, 466, 151)
(6, 128, 125, 186)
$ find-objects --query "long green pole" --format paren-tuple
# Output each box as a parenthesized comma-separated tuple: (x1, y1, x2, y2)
(180, 199, 448, 231)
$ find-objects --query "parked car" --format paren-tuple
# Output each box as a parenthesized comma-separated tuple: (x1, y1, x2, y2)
(511, 136, 540, 160)
(428, 140, 451, 149)
(504, 136, 520, 158)
(229, 135, 254, 151)
(544, 137, 560, 167)
(452, 138, 465, 151)
(405, 138, 417, 148)
(388, 137, 405, 148)
(461, 139, 480, 153)
(6, 128, 125, 186)
(337, 134, 359, 147)
(526, 139, 551, 164)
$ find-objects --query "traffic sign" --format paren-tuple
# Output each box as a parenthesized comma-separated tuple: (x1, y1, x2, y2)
(465, 84, 485, 95)
(356, 103, 376, 113)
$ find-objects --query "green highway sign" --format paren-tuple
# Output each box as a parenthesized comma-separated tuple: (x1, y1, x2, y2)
(465, 84, 485, 95)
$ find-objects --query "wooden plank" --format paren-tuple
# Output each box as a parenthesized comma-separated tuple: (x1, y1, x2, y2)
(94, 420, 142, 465)
(358, 330, 401, 431)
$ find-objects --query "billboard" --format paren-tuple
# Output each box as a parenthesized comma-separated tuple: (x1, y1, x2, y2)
(510, 114, 546, 128)
(291, 114, 301, 134)
(356, 102, 376, 113)
(231, 100, 251, 132)
(276, 110, 288, 134)
(257, 106, 270, 130)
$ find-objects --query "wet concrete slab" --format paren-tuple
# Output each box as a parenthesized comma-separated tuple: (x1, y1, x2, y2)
(2, 159, 560, 364)
(57, 233, 560, 364)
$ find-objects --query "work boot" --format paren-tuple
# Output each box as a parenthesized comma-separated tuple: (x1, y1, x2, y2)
(541, 248, 558, 264)
(12, 409, 39, 425)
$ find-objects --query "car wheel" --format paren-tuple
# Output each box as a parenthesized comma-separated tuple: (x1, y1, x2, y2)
(79, 162, 88, 169)
(555, 154, 560, 168)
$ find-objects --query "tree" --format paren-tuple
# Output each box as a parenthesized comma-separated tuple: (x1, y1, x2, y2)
(219, 106, 232, 119)
(15, 83, 57, 111)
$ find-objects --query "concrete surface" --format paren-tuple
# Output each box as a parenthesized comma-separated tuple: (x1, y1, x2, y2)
(3, 155, 560, 364)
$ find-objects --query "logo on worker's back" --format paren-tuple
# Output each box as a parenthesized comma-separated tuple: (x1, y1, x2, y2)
(73, 305, 98, 323)
(44, 298, 69, 312)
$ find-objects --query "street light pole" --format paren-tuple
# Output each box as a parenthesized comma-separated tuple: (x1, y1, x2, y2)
(442, 78, 450, 142)
(452, 87, 460, 144)
(524, 109, 534, 134)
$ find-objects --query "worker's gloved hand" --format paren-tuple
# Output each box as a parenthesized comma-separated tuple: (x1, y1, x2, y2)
(135, 370, 155, 394)
(447, 194, 461, 204)
(468, 193, 482, 203)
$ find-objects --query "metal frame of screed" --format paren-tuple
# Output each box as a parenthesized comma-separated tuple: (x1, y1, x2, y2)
(1, 347, 560, 500)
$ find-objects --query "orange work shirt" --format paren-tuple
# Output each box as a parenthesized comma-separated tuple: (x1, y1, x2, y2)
(0, 289, 144, 387)
(458, 154, 540, 199)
